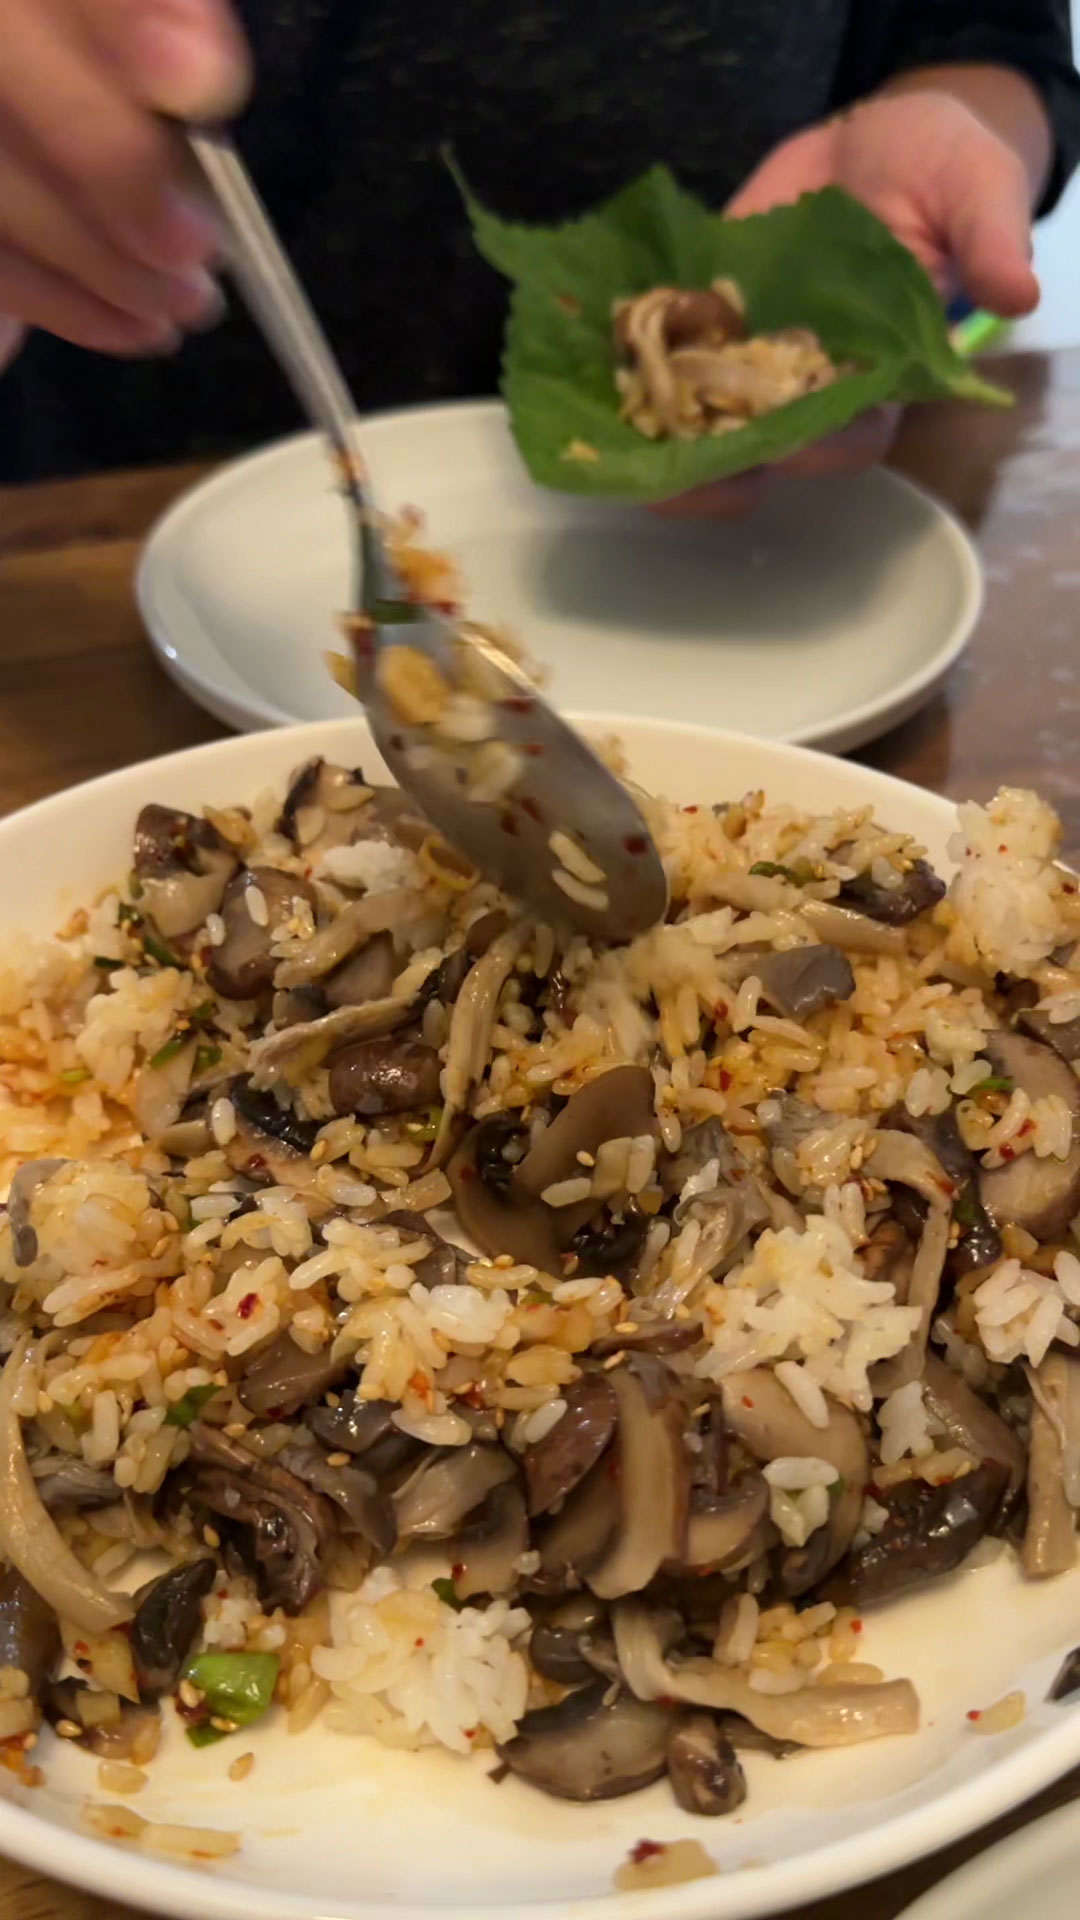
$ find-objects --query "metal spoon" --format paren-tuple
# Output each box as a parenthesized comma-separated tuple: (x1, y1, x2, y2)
(185, 128, 667, 941)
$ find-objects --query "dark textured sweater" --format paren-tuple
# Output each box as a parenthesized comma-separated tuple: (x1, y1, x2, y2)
(2, 0, 1077, 480)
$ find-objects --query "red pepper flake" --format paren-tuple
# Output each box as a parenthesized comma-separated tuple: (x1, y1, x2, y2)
(246, 1153, 267, 1173)
(683, 805, 699, 815)
(719, 1070, 732, 1091)
(1000, 1144, 1016, 1161)
(523, 743, 545, 757)
(624, 834, 648, 856)
(502, 695, 534, 714)
(451, 1562, 465, 1579)
(555, 293, 581, 316)
(414, 1638, 425, 1648)
(630, 1840, 665, 1865)
(851, 1620, 863, 1634)
(408, 1369, 431, 1397)
(1019, 1119, 1035, 1135)
(521, 796, 543, 823)
(237, 1292, 258, 1320)
(967, 1709, 982, 1722)
(73, 1641, 89, 1657)
(742, 1395, 754, 1409)
(499, 813, 519, 836)
(464, 1727, 477, 1739)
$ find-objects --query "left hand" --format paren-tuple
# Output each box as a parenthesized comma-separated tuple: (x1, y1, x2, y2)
(657, 88, 1039, 519)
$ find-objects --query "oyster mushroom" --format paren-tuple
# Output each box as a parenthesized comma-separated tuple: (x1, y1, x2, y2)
(188, 1423, 337, 1614)
(513, 1066, 656, 1206)
(133, 805, 238, 940)
(921, 1353, 1025, 1501)
(979, 1032, 1080, 1239)
(1022, 1353, 1080, 1577)
(7, 1158, 67, 1267)
(749, 945, 855, 1022)
(280, 1446, 397, 1558)
(837, 858, 945, 927)
(305, 1392, 423, 1481)
(224, 1077, 320, 1187)
(207, 867, 318, 1000)
(248, 994, 421, 1092)
(1018, 1005, 1080, 1064)
(237, 1331, 349, 1419)
(0, 1565, 60, 1696)
(495, 1680, 674, 1801)
(393, 1444, 516, 1540)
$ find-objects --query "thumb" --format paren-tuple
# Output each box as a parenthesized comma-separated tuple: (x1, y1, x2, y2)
(76, 0, 252, 122)
(0, 316, 25, 374)
(939, 137, 1040, 318)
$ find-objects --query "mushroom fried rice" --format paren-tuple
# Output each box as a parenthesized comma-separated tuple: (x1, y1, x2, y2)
(1, 761, 1079, 1812)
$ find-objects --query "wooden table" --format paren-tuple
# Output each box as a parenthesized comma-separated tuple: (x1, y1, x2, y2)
(1, 351, 1080, 1918)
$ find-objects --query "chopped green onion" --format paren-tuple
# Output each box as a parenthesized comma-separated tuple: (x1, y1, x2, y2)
(143, 931, 183, 970)
(148, 1035, 189, 1070)
(828, 1477, 845, 1504)
(186, 1721, 228, 1748)
(117, 902, 142, 928)
(93, 955, 124, 971)
(953, 1184, 980, 1228)
(404, 1104, 443, 1143)
(969, 1074, 1015, 1095)
(748, 860, 814, 886)
(194, 1044, 223, 1076)
(189, 1001, 217, 1029)
(59, 1067, 92, 1085)
(181, 1652, 280, 1739)
(432, 1577, 464, 1611)
(127, 871, 144, 900)
(165, 1383, 219, 1429)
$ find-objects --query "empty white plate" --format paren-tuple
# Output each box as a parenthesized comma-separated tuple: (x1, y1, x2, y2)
(136, 401, 982, 750)
(898, 1800, 1079, 1920)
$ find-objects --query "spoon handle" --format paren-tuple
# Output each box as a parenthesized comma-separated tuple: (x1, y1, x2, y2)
(186, 128, 360, 464)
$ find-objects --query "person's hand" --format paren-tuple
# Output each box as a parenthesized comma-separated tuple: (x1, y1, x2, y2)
(659, 87, 1040, 518)
(0, 0, 250, 361)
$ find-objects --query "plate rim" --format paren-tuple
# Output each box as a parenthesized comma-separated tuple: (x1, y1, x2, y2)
(134, 400, 984, 749)
(891, 1798, 1080, 1920)
(1, 714, 1065, 1920)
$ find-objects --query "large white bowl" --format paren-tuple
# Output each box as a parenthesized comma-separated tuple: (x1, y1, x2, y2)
(1, 716, 1078, 1920)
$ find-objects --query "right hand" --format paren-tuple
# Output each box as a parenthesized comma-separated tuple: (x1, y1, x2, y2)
(0, 0, 250, 362)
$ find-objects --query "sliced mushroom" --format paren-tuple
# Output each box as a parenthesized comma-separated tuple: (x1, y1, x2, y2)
(448, 1117, 566, 1275)
(328, 1035, 442, 1117)
(450, 1483, 529, 1600)
(0, 1565, 60, 1695)
(825, 1465, 1007, 1606)
(207, 867, 318, 1000)
(798, 900, 906, 956)
(720, 1369, 867, 1595)
(838, 858, 945, 927)
(238, 1332, 349, 1419)
(130, 1559, 216, 1699)
(1018, 1006, 1080, 1065)
(752, 946, 855, 1022)
(392, 1444, 516, 1540)
(522, 1374, 618, 1516)
(979, 1032, 1080, 1239)
(666, 1714, 747, 1816)
(277, 759, 393, 861)
(378, 1211, 472, 1289)
(673, 1474, 771, 1575)
(133, 805, 238, 940)
(528, 1597, 610, 1686)
(532, 1453, 618, 1594)
(922, 1353, 1025, 1501)
(495, 1681, 673, 1801)
(305, 1393, 423, 1481)
(585, 1357, 689, 1601)
(1022, 1353, 1079, 1577)
(514, 1067, 656, 1205)
(7, 1158, 67, 1267)
(324, 932, 397, 1010)
(884, 1107, 1001, 1278)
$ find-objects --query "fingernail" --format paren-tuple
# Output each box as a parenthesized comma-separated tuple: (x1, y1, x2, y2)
(133, 6, 248, 120)
(120, 316, 184, 358)
(165, 266, 226, 330)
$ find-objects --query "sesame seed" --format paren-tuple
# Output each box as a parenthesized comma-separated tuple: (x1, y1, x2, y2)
(203, 1526, 221, 1549)
(56, 1720, 83, 1740)
(325, 1452, 349, 1468)
(602, 1351, 626, 1370)
(178, 1680, 204, 1711)
(228, 1751, 256, 1783)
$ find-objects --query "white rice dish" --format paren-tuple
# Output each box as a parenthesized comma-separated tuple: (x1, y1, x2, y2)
(0, 762, 1079, 1818)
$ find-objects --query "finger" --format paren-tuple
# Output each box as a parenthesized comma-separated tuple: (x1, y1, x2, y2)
(726, 127, 834, 217)
(935, 132, 1039, 318)
(774, 406, 900, 479)
(0, 315, 25, 373)
(0, 0, 219, 271)
(0, 245, 182, 354)
(647, 471, 770, 519)
(0, 152, 223, 329)
(73, 0, 252, 122)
